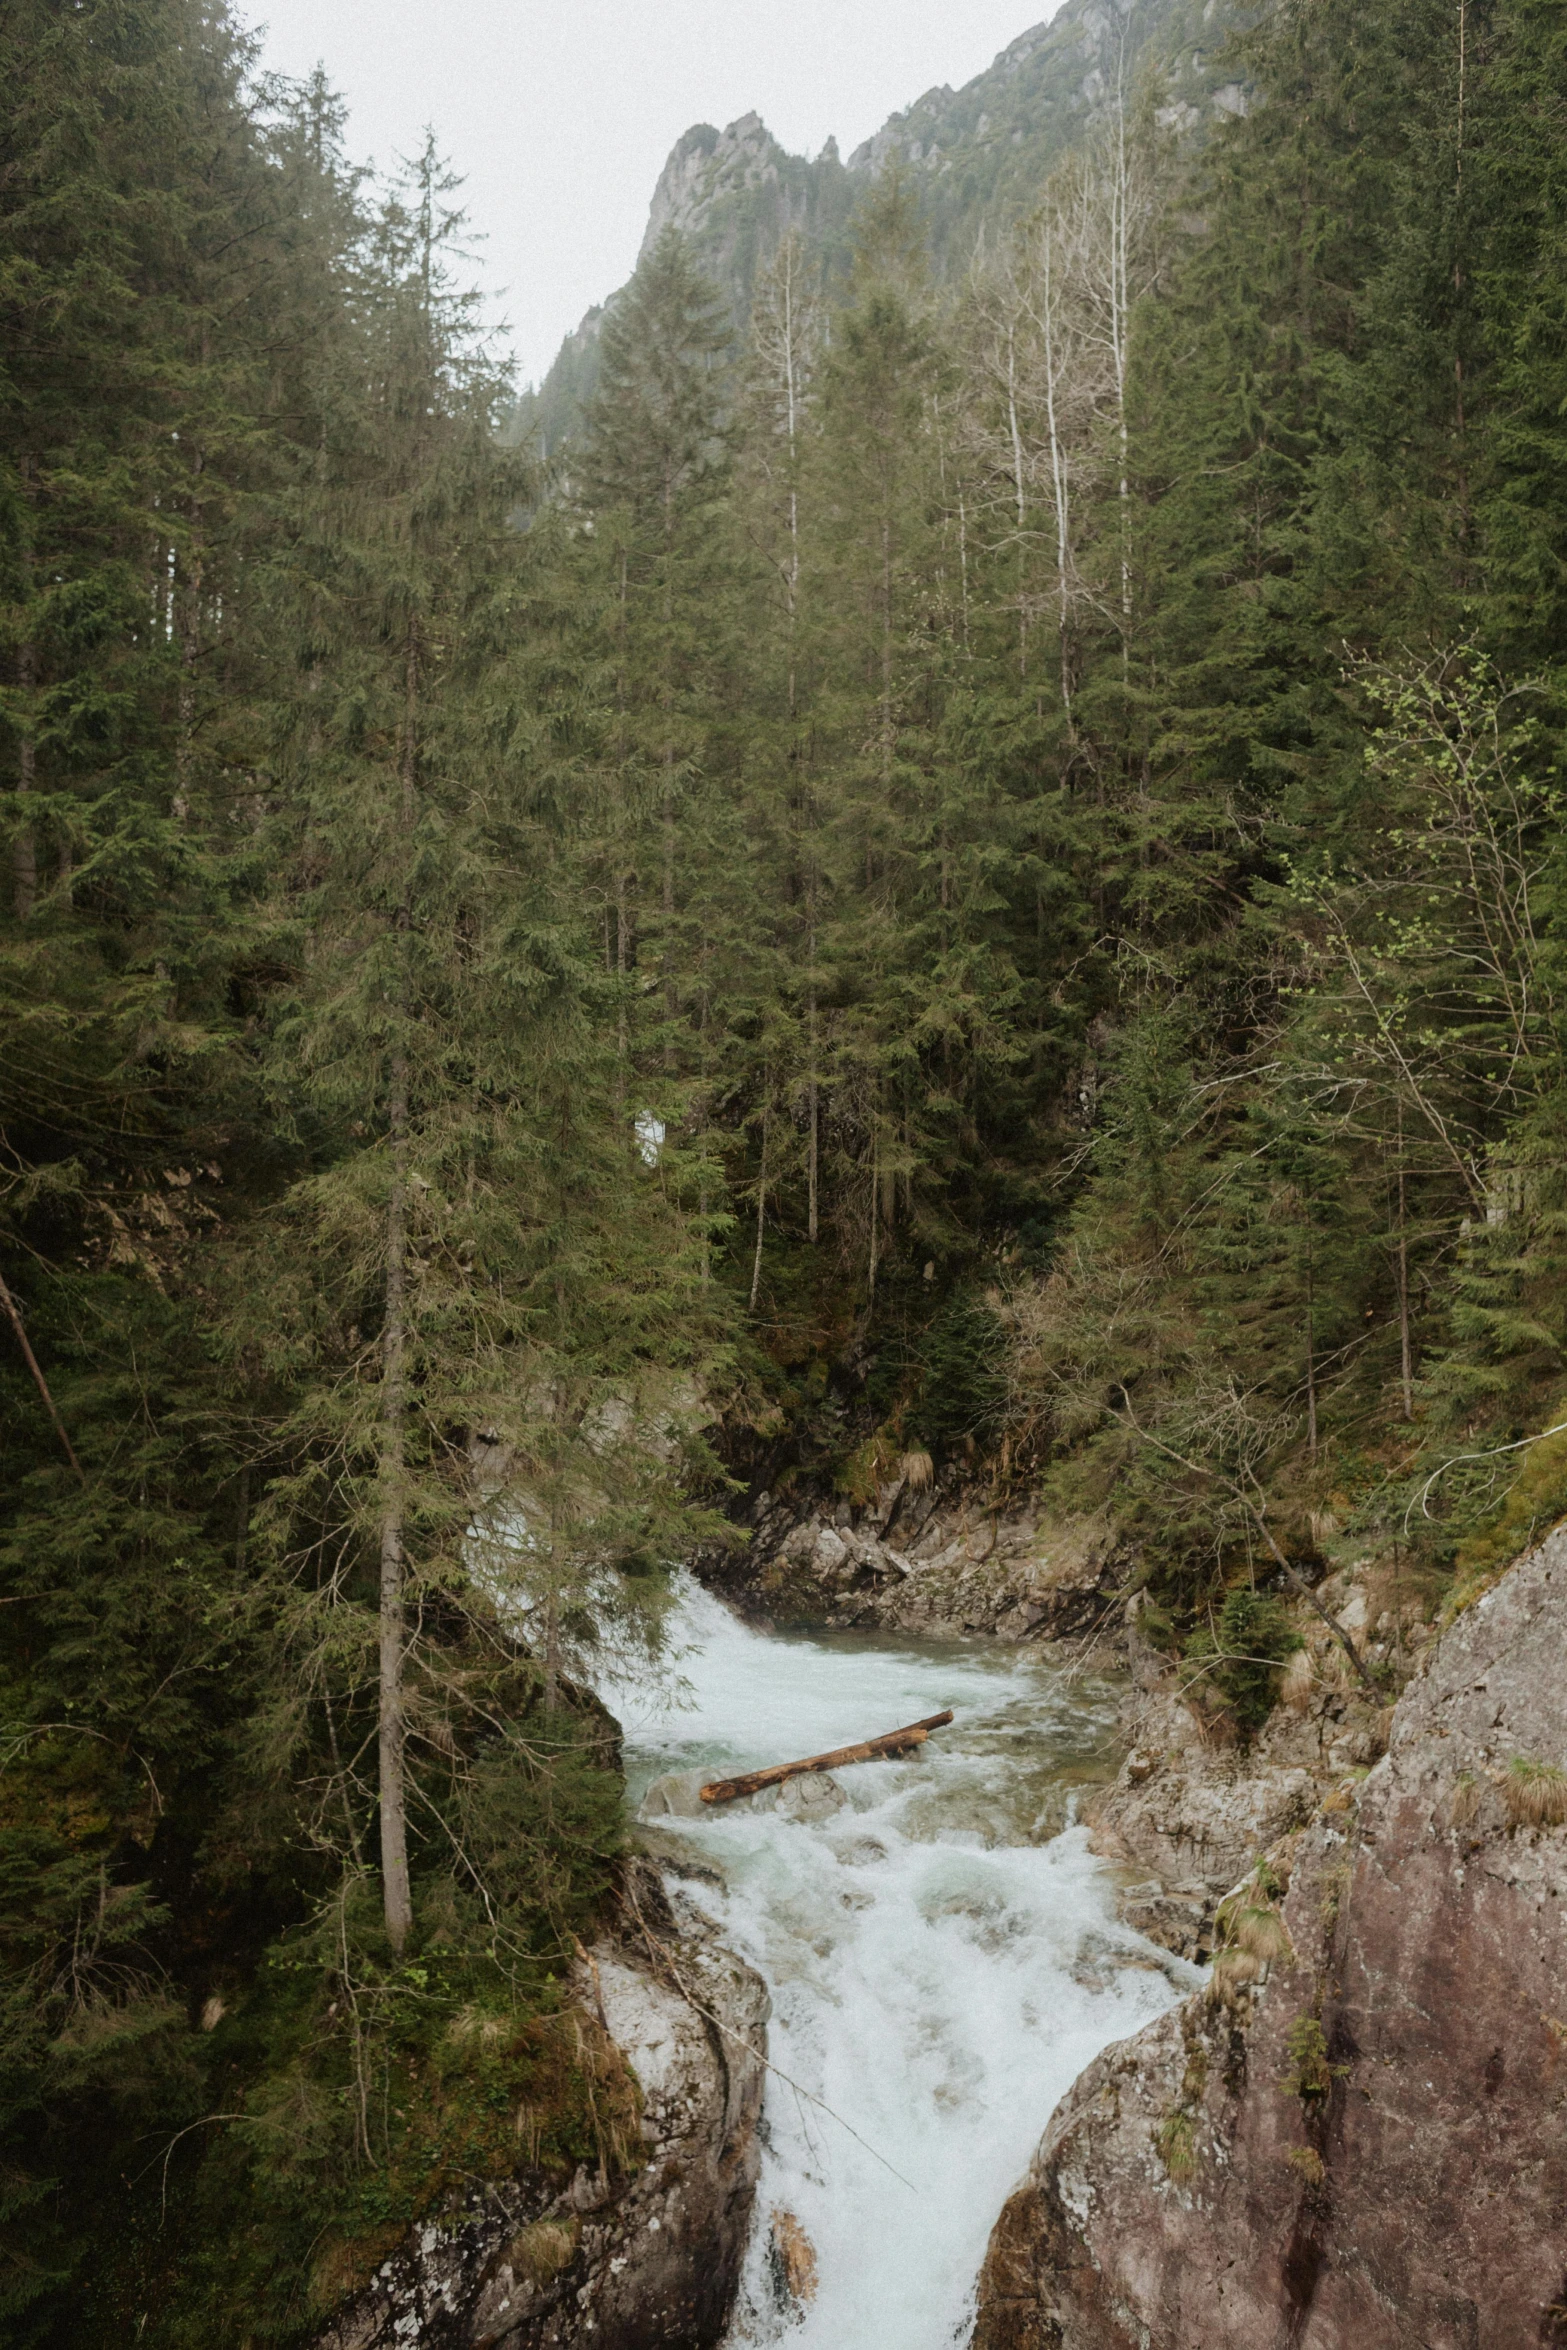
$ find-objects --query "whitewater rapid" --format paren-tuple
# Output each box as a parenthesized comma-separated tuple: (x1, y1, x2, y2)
(615, 1580, 1192, 2350)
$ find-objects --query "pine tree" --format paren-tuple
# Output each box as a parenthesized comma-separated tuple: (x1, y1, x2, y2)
(0, 2, 351, 2322)
(250, 152, 728, 1955)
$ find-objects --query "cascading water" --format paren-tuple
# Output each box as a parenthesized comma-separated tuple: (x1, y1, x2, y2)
(616, 1579, 1194, 2350)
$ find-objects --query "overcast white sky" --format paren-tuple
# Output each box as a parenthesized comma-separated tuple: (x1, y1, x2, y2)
(242, 0, 1053, 389)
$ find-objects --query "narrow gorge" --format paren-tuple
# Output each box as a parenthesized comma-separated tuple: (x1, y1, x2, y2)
(4, 0, 1566, 2341)
(310, 1507, 1566, 2350)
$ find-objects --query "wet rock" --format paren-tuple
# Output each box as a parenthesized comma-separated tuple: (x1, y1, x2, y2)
(774, 1770, 847, 1822)
(812, 1525, 850, 1577)
(637, 1766, 713, 1821)
(316, 1883, 767, 2350)
(1117, 1881, 1213, 1962)
(1090, 1744, 1317, 1892)
(706, 1489, 1127, 1647)
(972, 1526, 1567, 2350)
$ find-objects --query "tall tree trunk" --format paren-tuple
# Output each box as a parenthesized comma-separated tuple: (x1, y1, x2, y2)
(1005, 322, 1028, 676)
(615, 871, 630, 1091)
(1038, 224, 1074, 726)
(868, 1130, 880, 1299)
(377, 614, 420, 1957)
(543, 1582, 562, 1711)
(663, 758, 676, 1064)
(1304, 1249, 1318, 1464)
(807, 965, 820, 1246)
(174, 449, 204, 819)
(881, 511, 894, 790)
(378, 1037, 413, 1955)
(0, 1269, 85, 1482)
(14, 460, 36, 917)
(1395, 1150, 1415, 1420)
(750, 1108, 769, 1310)
(1109, 32, 1133, 666)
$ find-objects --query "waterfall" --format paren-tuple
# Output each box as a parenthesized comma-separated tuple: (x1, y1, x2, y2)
(616, 1580, 1193, 2348)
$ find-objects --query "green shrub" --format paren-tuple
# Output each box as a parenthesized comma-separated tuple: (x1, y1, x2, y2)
(1184, 1590, 1303, 1734)
(1281, 2015, 1336, 2102)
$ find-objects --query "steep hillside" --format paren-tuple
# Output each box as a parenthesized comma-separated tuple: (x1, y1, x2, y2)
(512, 0, 1233, 455)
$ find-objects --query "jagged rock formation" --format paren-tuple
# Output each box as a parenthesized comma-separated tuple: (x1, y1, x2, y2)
(512, 0, 1235, 455)
(636, 113, 851, 274)
(972, 1529, 1567, 2350)
(316, 1876, 767, 2350)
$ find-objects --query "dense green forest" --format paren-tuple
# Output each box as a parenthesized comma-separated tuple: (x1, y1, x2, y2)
(2, 0, 1564, 2336)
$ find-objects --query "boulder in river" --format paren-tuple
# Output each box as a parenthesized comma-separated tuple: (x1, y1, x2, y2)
(972, 1526, 1567, 2350)
(772, 1769, 847, 1821)
(768, 2207, 819, 2306)
(637, 1765, 713, 1820)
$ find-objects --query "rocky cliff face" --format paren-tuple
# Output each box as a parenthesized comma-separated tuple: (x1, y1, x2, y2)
(316, 1874, 767, 2350)
(972, 1528, 1567, 2350)
(637, 114, 814, 265)
(702, 1477, 1127, 1645)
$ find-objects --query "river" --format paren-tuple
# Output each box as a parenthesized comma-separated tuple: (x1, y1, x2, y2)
(615, 1578, 1193, 2350)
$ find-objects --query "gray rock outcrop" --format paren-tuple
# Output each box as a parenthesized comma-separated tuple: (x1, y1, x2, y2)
(707, 1483, 1126, 1646)
(971, 1528, 1567, 2350)
(1084, 1603, 1402, 1955)
(316, 1880, 767, 2350)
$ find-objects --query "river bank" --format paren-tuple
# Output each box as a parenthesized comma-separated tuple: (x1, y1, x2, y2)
(310, 1492, 1423, 2350)
(700, 1475, 1127, 1646)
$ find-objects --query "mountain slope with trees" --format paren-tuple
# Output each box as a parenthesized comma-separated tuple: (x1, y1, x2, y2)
(512, 0, 1234, 457)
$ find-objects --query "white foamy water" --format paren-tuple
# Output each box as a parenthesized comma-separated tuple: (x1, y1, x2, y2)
(617, 1580, 1192, 2350)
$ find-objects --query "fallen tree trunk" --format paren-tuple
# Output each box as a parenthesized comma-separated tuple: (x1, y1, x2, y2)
(700, 1711, 955, 1806)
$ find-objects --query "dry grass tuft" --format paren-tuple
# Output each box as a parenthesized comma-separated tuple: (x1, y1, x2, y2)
(1189, 1700, 1240, 1750)
(311, 2226, 406, 2313)
(1315, 1638, 1361, 1695)
(1208, 1946, 1262, 2008)
(1232, 1904, 1295, 1965)
(1505, 1755, 1567, 1829)
(1286, 2144, 1326, 2188)
(508, 2218, 579, 2287)
(898, 1449, 935, 1492)
(1279, 1649, 1316, 1713)
(1155, 2108, 1198, 2181)
(445, 2003, 515, 2049)
(1449, 1772, 1482, 1830)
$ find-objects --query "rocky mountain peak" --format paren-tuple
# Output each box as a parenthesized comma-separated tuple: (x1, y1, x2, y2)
(639, 110, 792, 263)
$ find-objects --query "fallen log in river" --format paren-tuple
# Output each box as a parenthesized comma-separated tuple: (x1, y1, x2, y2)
(699, 1710, 955, 1805)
